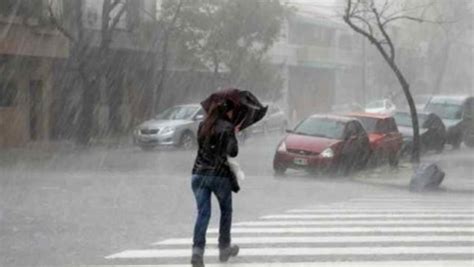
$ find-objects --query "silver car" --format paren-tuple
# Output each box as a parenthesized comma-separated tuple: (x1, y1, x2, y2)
(247, 103, 287, 134)
(133, 104, 204, 150)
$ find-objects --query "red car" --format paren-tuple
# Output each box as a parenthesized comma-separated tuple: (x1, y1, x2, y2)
(346, 113, 403, 167)
(273, 114, 371, 175)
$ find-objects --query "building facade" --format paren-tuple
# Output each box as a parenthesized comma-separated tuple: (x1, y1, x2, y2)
(0, 0, 68, 147)
(268, 9, 363, 124)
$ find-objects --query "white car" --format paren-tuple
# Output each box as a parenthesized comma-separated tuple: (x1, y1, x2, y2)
(247, 103, 288, 134)
(365, 99, 396, 114)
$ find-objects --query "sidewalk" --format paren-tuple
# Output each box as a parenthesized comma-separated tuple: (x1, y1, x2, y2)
(352, 159, 474, 194)
(0, 136, 133, 169)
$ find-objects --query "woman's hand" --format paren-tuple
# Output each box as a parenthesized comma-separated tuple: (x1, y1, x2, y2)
(235, 120, 244, 133)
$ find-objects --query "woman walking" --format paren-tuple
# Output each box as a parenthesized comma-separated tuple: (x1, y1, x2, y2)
(190, 99, 240, 267)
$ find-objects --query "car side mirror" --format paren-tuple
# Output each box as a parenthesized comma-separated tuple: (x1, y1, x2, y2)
(194, 114, 205, 121)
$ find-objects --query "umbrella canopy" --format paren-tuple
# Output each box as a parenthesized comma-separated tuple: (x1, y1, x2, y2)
(200, 88, 268, 131)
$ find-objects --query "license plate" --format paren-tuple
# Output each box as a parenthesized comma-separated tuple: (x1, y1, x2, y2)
(293, 158, 308, 166)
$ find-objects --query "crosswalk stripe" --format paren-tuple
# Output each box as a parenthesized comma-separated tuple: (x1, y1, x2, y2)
(89, 260, 474, 267)
(154, 235, 474, 245)
(105, 246, 474, 259)
(288, 209, 474, 213)
(349, 199, 473, 203)
(207, 226, 474, 234)
(234, 220, 474, 226)
(308, 203, 474, 207)
(262, 214, 474, 219)
(105, 195, 474, 264)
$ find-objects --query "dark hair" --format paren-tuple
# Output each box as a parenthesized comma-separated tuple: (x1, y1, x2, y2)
(199, 100, 234, 138)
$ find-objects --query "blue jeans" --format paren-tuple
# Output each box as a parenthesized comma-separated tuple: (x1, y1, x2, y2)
(192, 174, 233, 250)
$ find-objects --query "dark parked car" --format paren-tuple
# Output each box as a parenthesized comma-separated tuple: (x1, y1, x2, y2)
(424, 95, 474, 148)
(273, 114, 370, 175)
(393, 111, 446, 155)
(397, 94, 432, 111)
(346, 113, 403, 167)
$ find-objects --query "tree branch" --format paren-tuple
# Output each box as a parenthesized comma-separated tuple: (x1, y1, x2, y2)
(351, 15, 374, 36)
(47, 3, 76, 42)
(372, 7, 395, 61)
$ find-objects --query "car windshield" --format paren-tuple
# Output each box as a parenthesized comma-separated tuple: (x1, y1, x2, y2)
(394, 112, 412, 127)
(394, 112, 428, 127)
(414, 95, 432, 105)
(354, 117, 378, 132)
(425, 102, 462, 120)
(156, 106, 198, 120)
(294, 117, 345, 139)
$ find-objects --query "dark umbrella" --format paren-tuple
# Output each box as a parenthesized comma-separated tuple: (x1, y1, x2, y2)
(201, 88, 268, 130)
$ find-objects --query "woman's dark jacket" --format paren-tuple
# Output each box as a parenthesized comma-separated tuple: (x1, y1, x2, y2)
(192, 118, 240, 192)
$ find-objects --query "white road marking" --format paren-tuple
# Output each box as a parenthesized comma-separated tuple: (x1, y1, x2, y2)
(262, 214, 474, 219)
(207, 226, 474, 234)
(288, 209, 474, 213)
(153, 235, 474, 246)
(234, 219, 474, 226)
(87, 260, 474, 267)
(349, 199, 474, 203)
(105, 246, 474, 259)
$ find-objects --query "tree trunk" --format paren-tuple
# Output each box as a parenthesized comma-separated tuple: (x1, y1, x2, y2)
(386, 57, 420, 163)
(370, 41, 421, 163)
(153, 35, 170, 115)
(152, 0, 184, 115)
(77, 78, 96, 146)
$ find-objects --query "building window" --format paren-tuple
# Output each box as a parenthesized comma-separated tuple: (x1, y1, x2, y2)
(127, 0, 143, 30)
(0, 0, 44, 19)
(0, 82, 17, 107)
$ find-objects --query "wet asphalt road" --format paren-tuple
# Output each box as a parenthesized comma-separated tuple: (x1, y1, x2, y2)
(0, 133, 473, 266)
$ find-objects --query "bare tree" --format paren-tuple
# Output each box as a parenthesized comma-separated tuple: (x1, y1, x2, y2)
(342, 0, 434, 163)
(429, 0, 472, 94)
(151, 0, 184, 115)
(47, 0, 127, 145)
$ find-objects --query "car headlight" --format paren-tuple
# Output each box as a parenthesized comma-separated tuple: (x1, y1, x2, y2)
(160, 126, 175, 135)
(277, 141, 287, 152)
(321, 148, 334, 158)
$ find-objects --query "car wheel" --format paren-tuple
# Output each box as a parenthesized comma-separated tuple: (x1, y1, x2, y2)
(358, 149, 371, 169)
(388, 152, 399, 168)
(464, 130, 474, 148)
(273, 163, 287, 176)
(337, 156, 352, 176)
(452, 136, 462, 150)
(180, 132, 195, 150)
(434, 141, 445, 153)
(400, 143, 411, 157)
(273, 165, 287, 176)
